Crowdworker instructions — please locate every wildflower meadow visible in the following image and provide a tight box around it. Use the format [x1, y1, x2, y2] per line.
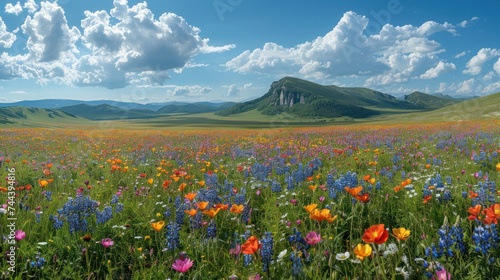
[1, 121, 500, 279]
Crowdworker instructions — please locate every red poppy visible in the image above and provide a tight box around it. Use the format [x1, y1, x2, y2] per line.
[362, 224, 389, 244]
[241, 236, 260, 255]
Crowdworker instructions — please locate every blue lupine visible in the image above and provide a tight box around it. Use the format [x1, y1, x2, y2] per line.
[207, 221, 217, 239]
[96, 206, 113, 224]
[165, 221, 181, 251]
[115, 203, 124, 213]
[261, 232, 274, 272]
[271, 180, 282, 193]
[290, 252, 302, 277]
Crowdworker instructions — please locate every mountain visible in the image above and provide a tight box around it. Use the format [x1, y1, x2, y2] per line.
[0, 106, 89, 127]
[157, 102, 236, 114]
[59, 104, 160, 120]
[217, 77, 423, 118]
[404, 91, 459, 109]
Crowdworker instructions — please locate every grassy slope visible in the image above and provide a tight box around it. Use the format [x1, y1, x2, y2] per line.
[2, 92, 498, 129]
[0, 107, 97, 128]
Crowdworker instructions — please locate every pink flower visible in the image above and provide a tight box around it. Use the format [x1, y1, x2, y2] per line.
[172, 257, 194, 273]
[305, 231, 321, 245]
[229, 244, 241, 256]
[15, 230, 26, 241]
[319, 196, 325, 202]
[101, 238, 114, 248]
[432, 267, 451, 280]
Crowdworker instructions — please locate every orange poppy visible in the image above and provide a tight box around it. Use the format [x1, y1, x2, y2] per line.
[202, 208, 220, 218]
[423, 195, 432, 204]
[214, 203, 229, 210]
[178, 183, 187, 191]
[344, 186, 363, 196]
[467, 205, 482, 220]
[355, 193, 370, 203]
[241, 236, 260, 255]
[150, 221, 165, 232]
[162, 180, 170, 189]
[310, 208, 337, 223]
[184, 192, 197, 201]
[468, 191, 479, 198]
[394, 185, 402, 192]
[230, 204, 245, 214]
[196, 201, 209, 211]
[483, 204, 500, 224]
[362, 224, 389, 244]
[38, 179, 49, 188]
[184, 209, 198, 217]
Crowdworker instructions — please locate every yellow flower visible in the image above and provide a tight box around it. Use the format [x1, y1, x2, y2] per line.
[147, 178, 154, 184]
[353, 244, 372, 260]
[150, 221, 165, 232]
[496, 163, 500, 171]
[303, 203, 317, 214]
[392, 227, 411, 241]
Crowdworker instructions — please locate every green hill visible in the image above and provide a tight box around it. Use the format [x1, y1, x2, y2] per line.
[404, 91, 459, 109]
[400, 92, 500, 122]
[60, 104, 159, 120]
[217, 77, 423, 118]
[157, 102, 235, 114]
[0, 107, 91, 127]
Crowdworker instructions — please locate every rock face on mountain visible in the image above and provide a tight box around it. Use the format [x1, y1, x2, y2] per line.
[217, 76, 421, 118]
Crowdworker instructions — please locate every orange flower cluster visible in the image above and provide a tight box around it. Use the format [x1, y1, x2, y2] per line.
[393, 179, 412, 193]
[344, 186, 370, 203]
[468, 204, 500, 224]
[303, 204, 337, 223]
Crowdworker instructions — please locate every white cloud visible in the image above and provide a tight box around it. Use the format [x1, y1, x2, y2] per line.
[168, 85, 212, 97]
[227, 84, 239, 97]
[21, 1, 81, 62]
[482, 81, 500, 94]
[75, 0, 233, 88]
[420, 61, 456, 79]
[226, 11, 457, 86]
[458, 17, 478, 28]
[463, 48, 500, 75]
[0, 17, 16, 48]
[457, 78, 476, 93]
[454, 51, 466, 58]
[494, 57, 500, 74]
[5, 2, 22, 15]
[23, 0, 38, 14]
[243, 83, 252, 88]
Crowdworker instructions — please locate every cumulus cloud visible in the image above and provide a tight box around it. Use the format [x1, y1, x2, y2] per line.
[494, 57, 500, 74]
[168, 85, 212, 97]
[5, 2, 22, 15]
[75, 0, 234, 87]
[482, 81, 500, 94]
[420, 61, 456, 79]
[457, 78, 476, 94]
[227, 84, 239, 97]
[23, 0, 38, 14]
[21, 1, 81, 62]
[0, 0, 233, 88]
[463, 48, 500, 75]
[0, 17, 16, 48]
[226, 11, 457, 86]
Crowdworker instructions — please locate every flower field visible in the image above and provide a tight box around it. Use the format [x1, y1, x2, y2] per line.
[1, 121, 500, 279]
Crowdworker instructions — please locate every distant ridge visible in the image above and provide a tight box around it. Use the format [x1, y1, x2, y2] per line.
[404, 91, 459, 109]
[217, 76, 423, 118]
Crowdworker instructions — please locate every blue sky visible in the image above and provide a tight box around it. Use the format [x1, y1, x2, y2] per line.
[0, 0, 499, 103]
